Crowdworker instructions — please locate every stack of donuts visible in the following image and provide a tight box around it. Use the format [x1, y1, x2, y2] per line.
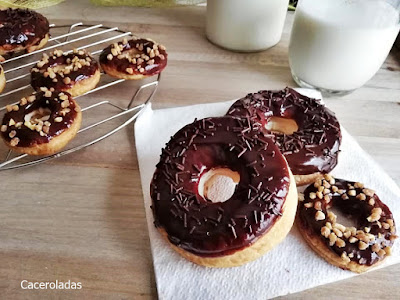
[151, 87, 397, 271]
[0, 8, 168, 156]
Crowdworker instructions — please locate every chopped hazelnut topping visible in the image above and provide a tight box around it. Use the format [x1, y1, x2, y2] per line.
[343, 231, 351, 239]
[377, 249, 386, 257]
[44, 90, 52, 97]
[61, 100, 70, 108]
[349, 237, 358, 243]
[298, 193, 305, 202]
[336, 238, 345, 248]
[9, 119, 15, 126]
[139, 67, 145, 73]
[368, 198, 375, 206]
[382, 222, 390, 230]
[1, 125, 7, 132]
[314, 201, 322, 210]
[10, 137, 20, 146]
[334, 223, 346, 232]
[315, 211, 325, 221]
[348, 190, 356, 197]
[309, 192, 316, 199]
[363, 188, 375, 197]
[321, 226, 331, 238]
[341, 194, 349, 200]
[387, 219, 394, 227]
[332, 186, 339, 193]
[325, 222, 332, 230]
[304, 202, 313, 208]
[327, 211, 337, 223]
[356, 193, 366, 201]
[371, 243, 381, 253]
[384, 246, 392, 256]
[358, 241, 369, 250]
[341, 252, 351, 263]
[333, 228, 343, 237]
[329, 233, 337, 246]
[27, 95, 36, 103]
[354, 182, 364, 188]
[323, 195, 331, 203]
[63, 77, 71, 84]
[6, 105, 12, 112]
[364, 227, 371, 233]
[12, 105, 19, 111]
[316, 191, 323, 199]
[54, 117, 63, 123]
[126, 68, 134, 74]
[20, 98, 27, 106]
[8, 130, 16, 138]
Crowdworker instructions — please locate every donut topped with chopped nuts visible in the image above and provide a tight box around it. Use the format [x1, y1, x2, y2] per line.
[151, 116, 293, 257]
[1, 88, 80, 152]
[298, 174, 397, 273]
[227, 88, 342, 186]
[0, 8, 49, 55]
[31, 49, 100, 97]
[99, 38, 167, 80]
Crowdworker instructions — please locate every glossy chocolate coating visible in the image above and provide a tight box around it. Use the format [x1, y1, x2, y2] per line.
[99, 38, 167, 76]
[31, 51, 99, 92]
[151, 116, 291, 257]
[299, 178, 396, 266]
[1, 91, 78, 147]
[0, 9, 49, 50]
[227, 88, 341, 175]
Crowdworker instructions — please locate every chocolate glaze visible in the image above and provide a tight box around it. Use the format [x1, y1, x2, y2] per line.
[99, 38, 167, 76]
[0, 9, 49, 51]
[31, 51, 99, 92]
[299, 178, 396, 266]
[1, 91, 78, 147]
[151, 116, 291, 257]
[227, 88, 342, 175]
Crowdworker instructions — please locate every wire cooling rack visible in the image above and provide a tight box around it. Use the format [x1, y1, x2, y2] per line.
[0, 23, 160, 170]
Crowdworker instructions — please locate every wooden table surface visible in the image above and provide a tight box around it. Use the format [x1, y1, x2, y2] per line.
[1, 1, 399, 299]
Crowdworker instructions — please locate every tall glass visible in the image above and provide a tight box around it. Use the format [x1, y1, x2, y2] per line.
[288, 0, 400, 96]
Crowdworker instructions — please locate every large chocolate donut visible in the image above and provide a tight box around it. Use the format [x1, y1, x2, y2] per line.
[99, 38, 167, 80]
[227, 88, 342, 186]
[1, 88, 81, 156]
[31, 49, 100, 97]
[0, 8, 50, 56]
[298, 174, 397, 273]
[150, 116, 298, 267]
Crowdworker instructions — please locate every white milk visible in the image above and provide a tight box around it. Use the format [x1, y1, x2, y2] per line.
[206, 0, 289, 51]
[289, 0, 400, 92]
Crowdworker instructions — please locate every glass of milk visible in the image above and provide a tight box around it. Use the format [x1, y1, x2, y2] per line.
[289, 0, 400, 95]
[206, 0, 290, 52]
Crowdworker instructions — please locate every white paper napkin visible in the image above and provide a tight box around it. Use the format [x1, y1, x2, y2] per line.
[134, 89, 400, 300]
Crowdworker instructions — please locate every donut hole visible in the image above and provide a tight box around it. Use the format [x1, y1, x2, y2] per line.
[328, 205, 359, 228]
[198, 168, 240, 203]
[327, 197, 370, 228]
[24, 107, 51, 123]
[265, 117, 298, 135]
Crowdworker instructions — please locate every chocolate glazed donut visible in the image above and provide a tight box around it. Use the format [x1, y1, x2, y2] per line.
[151, 116, 298, 267]
[0, 8, 50, 56]
[298, 174, 397, 273]
[99, 38, 167, 80]
[1, 89, 82, 156]
[227, 88, 342, 186]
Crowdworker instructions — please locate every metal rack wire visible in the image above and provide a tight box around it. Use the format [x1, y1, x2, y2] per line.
[0, 23, 159, 170]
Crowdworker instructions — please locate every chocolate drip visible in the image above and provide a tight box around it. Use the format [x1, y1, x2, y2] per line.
[150, 116, 290, 257]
